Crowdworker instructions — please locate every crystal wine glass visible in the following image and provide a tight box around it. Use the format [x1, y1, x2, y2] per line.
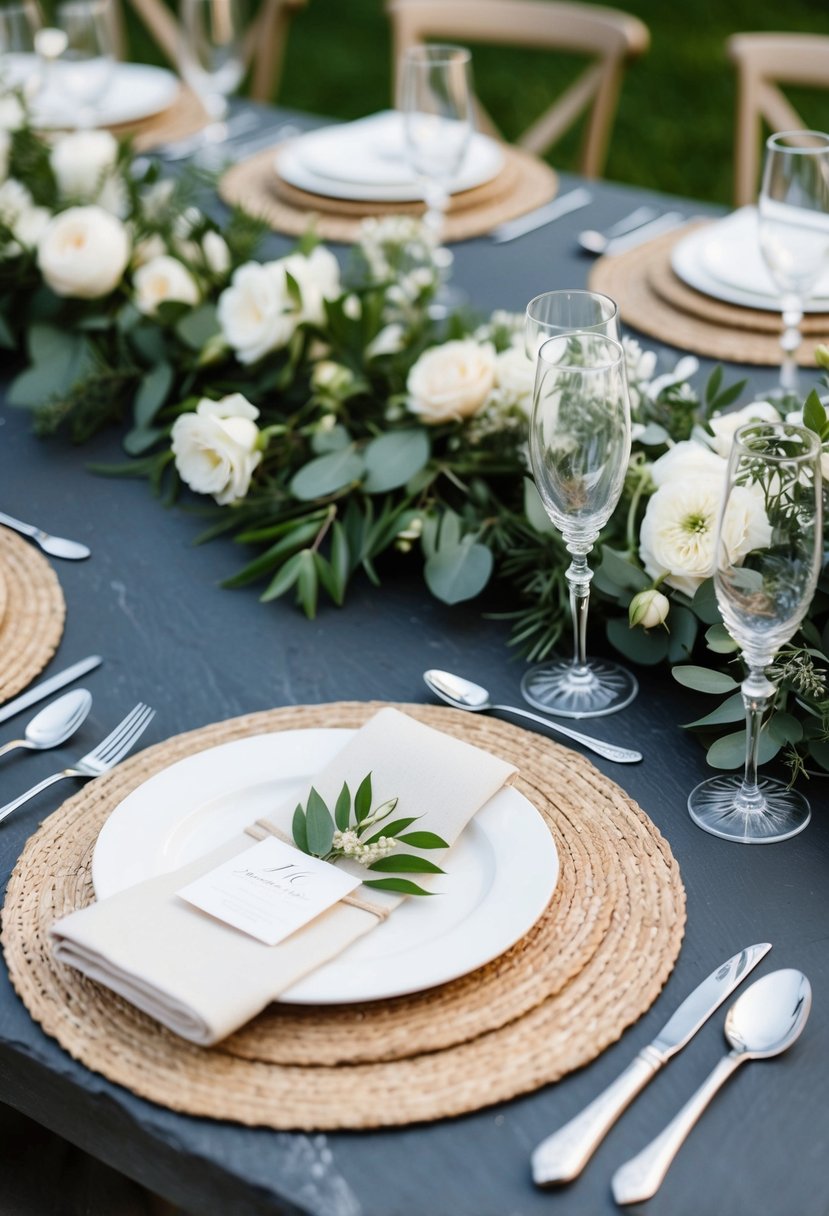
[758, 130, 829, 397]
[0, 3, 43, 104]
[178, 0, 247, 146]
[401, 43, 474, 313]
[524, 331, 638, 718]
[688, 422, 823, 843]
[524, 289, 620, 361]
[52, 0, 116, 129]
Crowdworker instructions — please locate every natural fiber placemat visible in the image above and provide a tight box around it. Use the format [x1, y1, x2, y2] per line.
[219, 143, 558, 243]
[111, 85, 208, 152]
[3, 702, 684, 1129]
[0, 527, 65, 705]
[589, 222, 829, 365]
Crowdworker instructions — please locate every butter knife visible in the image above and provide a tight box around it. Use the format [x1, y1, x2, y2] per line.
[0, 511, 90, 560]
[491, 187, 592, 244]
[0, 656, 102, 725]
[531, 942, 772, 1186]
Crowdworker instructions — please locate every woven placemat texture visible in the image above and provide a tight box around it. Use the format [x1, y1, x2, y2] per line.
[219, 142, 558, 243]
[111, 86, 208, 152]
[3, 702, 684, 1130]
[589, 221, 829, 365]
[0, 527, 65, 704]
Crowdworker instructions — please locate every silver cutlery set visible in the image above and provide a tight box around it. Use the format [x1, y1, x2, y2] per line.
[491, 195, 687, 248]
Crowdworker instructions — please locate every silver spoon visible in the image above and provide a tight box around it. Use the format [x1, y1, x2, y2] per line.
[613, 968, 812, 1204]
[0, 688, 92, 760]
[577, 205, 659, 254]
[423, 670, 642, 764]
[0, 511, 90, 560]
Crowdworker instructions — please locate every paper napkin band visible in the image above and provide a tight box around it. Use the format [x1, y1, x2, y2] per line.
[51, 708, 518, 1045]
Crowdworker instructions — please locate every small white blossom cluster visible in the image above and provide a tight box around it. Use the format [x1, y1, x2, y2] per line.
[332, 829, 398, 866]
[357, 215, 440, 315]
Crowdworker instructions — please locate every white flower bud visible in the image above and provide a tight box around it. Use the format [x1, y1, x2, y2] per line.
[629, 589, 670, 630]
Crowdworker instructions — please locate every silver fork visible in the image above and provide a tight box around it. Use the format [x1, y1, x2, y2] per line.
[0, 703, 155, 825]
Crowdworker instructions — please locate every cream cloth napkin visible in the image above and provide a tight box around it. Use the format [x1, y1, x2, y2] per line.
[51, 708, 516, 1045]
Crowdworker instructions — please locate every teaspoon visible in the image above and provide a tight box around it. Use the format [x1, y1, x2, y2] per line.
[0, 688, 92, 760]
[0, 511, 90, 560]
[613, 968, 812, 1204]
[423, 670, 642, 764]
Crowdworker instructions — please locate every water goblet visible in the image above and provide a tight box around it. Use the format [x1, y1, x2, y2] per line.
[525, 289, 620, 361]
[53, 0, 116, 128]
[687, 421, 823, 843]
[523, 331, 638, 718]
[0, 3, 43, 104]
[401, 43, 474, 313]
[178, 0, 247, 148]
[758, 130, 829, 398]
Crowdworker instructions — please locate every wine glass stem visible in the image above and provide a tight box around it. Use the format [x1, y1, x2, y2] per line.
[737, 665, 776, 812]
[422, 179, 449, 246]
[566, 543, 593, 674]
[779, 293, 803, 394]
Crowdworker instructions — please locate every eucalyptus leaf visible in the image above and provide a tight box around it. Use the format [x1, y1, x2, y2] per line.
[706, 728, 779, 769]
[368, 854, 445, 874]
[175, 303, 220, 351]
[290, 448, 365, 501]
[607, 616, 669, 665]
[809, 740, 829, 771]
[767, 712, 803, 745]
[673, 665, 739, 693]
[424, 536, 493, 604]
[123, 426, 165, 455]
[311, 424, 351, 454]
[691, 579, 722, 625]
[363, 429, 430, 493]
[705, 623, 739, 654]
[666, 605, 698, 664]
[636, 423, 671, 446]
[683, 692, 746, 729]
[523, 478, 555, 534]
[133, 362, 173, 429]
[598, 547, 649, 593]
[305, 787, 335, 855]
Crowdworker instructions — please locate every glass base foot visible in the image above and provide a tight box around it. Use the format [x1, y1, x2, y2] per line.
[687, 775, 810, 844]
[521, 658, 638, 719]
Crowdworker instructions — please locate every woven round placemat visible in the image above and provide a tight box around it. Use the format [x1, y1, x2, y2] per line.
[111, 85, 208, 152]
[0, 527, 65, 705]
[3, 702, 684, 1130]
[219, 142, 558, 243]
[589, 222, 829, 365]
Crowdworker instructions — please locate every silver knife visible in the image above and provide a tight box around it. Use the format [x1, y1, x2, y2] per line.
[491, 187, 593, 244]
[0, 511, 91, 560]
[0, 656, 102, 725]
[531, 942, 772, 1186]
[601, 210, 687, 256]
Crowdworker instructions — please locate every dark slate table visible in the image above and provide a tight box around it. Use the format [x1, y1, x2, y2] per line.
[1, 108, 828, 1216]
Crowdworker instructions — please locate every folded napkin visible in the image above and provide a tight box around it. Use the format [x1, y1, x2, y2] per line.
[51, 709, 516, 1045]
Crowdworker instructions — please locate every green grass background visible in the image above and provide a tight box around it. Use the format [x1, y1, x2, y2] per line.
[133, 0, 828, 203]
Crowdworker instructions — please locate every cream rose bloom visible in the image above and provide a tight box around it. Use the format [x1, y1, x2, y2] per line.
[639, 476, 773, 597]
[494, 345, 535, 415]
[708, 400, 780, 457]
[38, 206, 130, 299]
[133, 255, 200, 315]
[51, 130, 119, 200]
[171, 393, 262, 506]
[280, 246, 341, 324]
[407, 340, 497, 424]
[649, 440, 728, 488]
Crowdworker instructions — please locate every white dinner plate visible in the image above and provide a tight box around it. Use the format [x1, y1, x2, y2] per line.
[92, 728, 558, 1005]
[671, 207, 829, 313]
[4, 56, 180, 128]
[276, 111, 504, 202]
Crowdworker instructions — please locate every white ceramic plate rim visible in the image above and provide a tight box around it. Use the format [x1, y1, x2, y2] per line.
[671, 218, 829, 314]
[5, 57, 179, 127]
[92, 728, 559, 1005]
[275, 132, 504, 202]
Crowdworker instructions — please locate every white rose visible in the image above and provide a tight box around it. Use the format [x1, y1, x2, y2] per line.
[37, 205, 130, 299]
[650, 440, 728, 487]
[132, 233, 166, 267]
[0, 129, 10, 183]
[217, 260, 297, 364]
[407, 340, 497, 424]
[0, 95, 25, 131]
[202, 230, 230, 275]
[709, 400, 781, 457]
[629, 588, 670, 629]
[280, 246, 341, 325]
[639, 476, 772, 597]
[494, 346, 535, 415]
[171, 392, 262, 506]
[50, 130, 119, 202]
[133, 254, 200, 315]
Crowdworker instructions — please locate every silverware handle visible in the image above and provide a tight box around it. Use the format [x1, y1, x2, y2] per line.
[0, 511, 36, 539]
[0, 770, 74, 824]
[493, 705, 642, 763]
[0, 739, 25, 759]
[532, 1050, 662, 1185]
[612, 1052, 742, 1204]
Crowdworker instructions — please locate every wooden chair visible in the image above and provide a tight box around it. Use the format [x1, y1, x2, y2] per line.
[386, 0, 649, 177]
[728, 32, 829, 206]
[110, 0, 307, 102]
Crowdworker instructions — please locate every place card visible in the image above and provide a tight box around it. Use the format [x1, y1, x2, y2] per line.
[177, 836, 361, 947]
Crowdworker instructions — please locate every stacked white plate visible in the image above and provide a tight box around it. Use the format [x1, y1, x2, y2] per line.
[2, 54, 179, 128]
[671, 204, 829, 313]
[275, 110, 505, 203]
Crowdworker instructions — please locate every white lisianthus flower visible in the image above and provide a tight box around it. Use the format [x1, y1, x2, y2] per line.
[50, 130, 123, 209]
[133, 254, 200, 315]
[622, 335, 657, 386]
[494, 346, 535, 416]
[629, 588, 670, 629]
[649, 440, 728, 488]
[708, 400, 781, 457]
[639, 476, 773, 597]
[0, 95, 25, 131]
[407, 340, 497, 424]
[171, 392, 262, 506]
[217, 260, 298, 364]
[37, 205, 130, 298]
[202, 230, 231, 275]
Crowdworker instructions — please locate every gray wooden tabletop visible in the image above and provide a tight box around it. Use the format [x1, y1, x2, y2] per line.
[1, 106, 827, 1216]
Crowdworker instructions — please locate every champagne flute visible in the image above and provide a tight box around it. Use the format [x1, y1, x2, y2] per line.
[758, 130, 829, 397]
[525, 289, 620, 360]
[53, 0, 116, 129]
[178, 0, 247, 145]
[688, 422, 823, 843]
[524, 332, 638, 718]
[401, 43, 474, 313]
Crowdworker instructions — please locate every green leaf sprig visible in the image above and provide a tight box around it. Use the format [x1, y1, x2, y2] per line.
[291, 773, 448, 896]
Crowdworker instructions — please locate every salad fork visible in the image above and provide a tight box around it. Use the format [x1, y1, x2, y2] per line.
[0, 703, 155, 825]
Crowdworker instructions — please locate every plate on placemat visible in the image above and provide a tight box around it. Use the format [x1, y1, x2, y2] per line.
[92, 728, 558, 1005]
[672, 206, 829, 313]
[4, 56, 179, 128]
